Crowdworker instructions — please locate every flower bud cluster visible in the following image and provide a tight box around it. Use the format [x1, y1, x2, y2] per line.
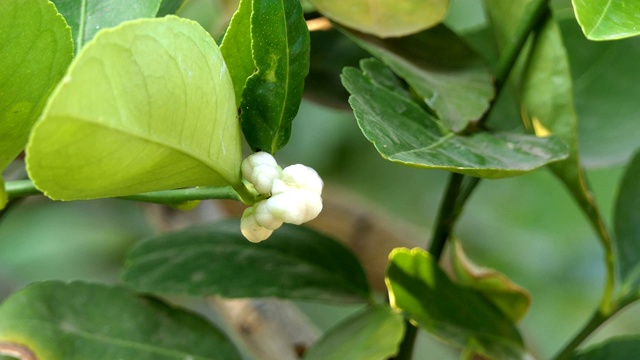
[240, 152, 323, 243]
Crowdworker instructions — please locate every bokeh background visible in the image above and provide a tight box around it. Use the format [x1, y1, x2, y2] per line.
[2, 0, 640, 358]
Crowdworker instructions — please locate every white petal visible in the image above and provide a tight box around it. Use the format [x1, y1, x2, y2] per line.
[281, 164, 323, 194]
[241, 152, 282, 195]
[240, 207, 273, 243]
[254, 200, 284, 230]
[266, 192, 308, 225]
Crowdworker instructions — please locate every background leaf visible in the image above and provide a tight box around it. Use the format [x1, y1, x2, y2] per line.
[308, 0, 449, 38]
[240, 0, 310, 153]
[51, 0, 171, 55]
[220, 0, 253, 104]
[303, 305, 405, 360]
[0, 281, 241, 360]
[157, 0, 187, 16]
[450, 239, 531, 322]
[341, 58, 568, 179]
[122, 219, 372, 303]
[386, 248, 525, 359]
[0, 0, 73, 172]
[340, 24, 494, 132]
[572, 0, 640, 40]
[614, 150, 640, 293]
[0, 178, 6, 210]
[26, 16, 242, 200]
[572, 336, 640, 359]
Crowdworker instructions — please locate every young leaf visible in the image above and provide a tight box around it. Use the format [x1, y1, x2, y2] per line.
[572, 336, 640, 359]
[386, 248, 526, 359]
[51, 0, 172, 55]
[308, 0, 449, 38]
[303, 305, 405, 360]
[559, 17, 640, 167]
[0, 281, 242, 360]
[487, 2, 614, 272]
[572, 0, 640, 41]
[26, 16, 242, 200]
[239, 0, 310, 153]
[340, 24, 494, 132]
[450, 239, 531, 322]
[614, 151, 640, 293]
[220, 0, 253, 104]
[122, 219, 372, 303]
[0, 0, 73, 172]
[341, 58, 568, 179]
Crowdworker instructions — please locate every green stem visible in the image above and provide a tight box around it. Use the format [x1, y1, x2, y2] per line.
[4, 179, 246, 205]
[393, 322, 418, 360]
[428, 172, 466, 258]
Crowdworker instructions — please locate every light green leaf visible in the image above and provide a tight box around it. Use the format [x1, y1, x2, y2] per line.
[240, 0, 310, 153]
[0, 0, 73, 171]
[0, 177, 6, 210]
[386, 248, 526, 359]
[309, 0, 449, 38]
[340, 24, 494, 132]
[572, 336, 640, 359]
[614, 150, 640, 293]
[303, 306, 405, 360]
[572, 0, 640, 41]
[341, 58, 568, 178]
[487, 2, 613, 267]
[220, 0, 253, 104]
[0, 281, 241, 360]
[559, 16, 640, 168]
[122, 219, 372, 303]
[450, 239, 531, 322]
[26, 16, 241, 200]
[51, 0, 172, 55]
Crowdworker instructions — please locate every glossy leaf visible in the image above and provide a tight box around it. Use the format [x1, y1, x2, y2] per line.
[240, 0, 310, 153]
[487, 2, 613, 257]
[305, 28, 370, 110]
[304, 306, 405, 360]
[614, 151, 640, 293]
[0, 0, 73, 171]
[559, 17, 640, 168]
[450, 239, 531, 322]
[0, 281, 241, 360]
[341, 58, 568, 178]
[26, 16, 241, 200]
[572, 0, 640, 41]
[340, 25, 494, 132]
[309, 0, 449, 38]
[51, 0, 169, 55]
[122, 219, 372, 303]
[572, 337, 640, 359]
[386, 248, 525, 359]
[220, 0, 253, 104]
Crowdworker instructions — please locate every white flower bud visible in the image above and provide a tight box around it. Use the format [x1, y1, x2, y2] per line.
[240, 206, 273, 243]
[241, 152, 282, 194]
[272, 164, 323, 195]
[265, 190, 323, 225]
[254, 200, 284, 230]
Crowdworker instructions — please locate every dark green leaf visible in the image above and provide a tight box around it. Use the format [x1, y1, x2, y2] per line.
[0, 0, 73, 171]
[614, 150, 640, 293]
[122, 219, 372, 303]
[240, 0, 310, 153]
[0, 177, 6, 210]
[51, 0, 166, 55]
[340, 24, 494, 132]
[341, 58, 568, 178]
[572, 0, 640, 41]
[305, 29, 370, 110]
[386, 248, 526, 359]
[0, 281, 241, 360]
[572, 336, 640, 359]
[157, 0, 186, 16]
[303, 306, 405, 360]
[220, 0, 253, 104]
[559, 16, 640, 168]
